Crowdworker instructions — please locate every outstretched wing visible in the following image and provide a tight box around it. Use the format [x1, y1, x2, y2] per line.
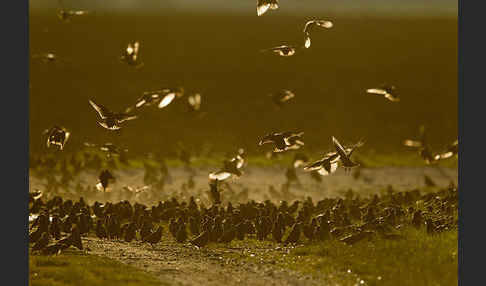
[332, 136, 348, 160]
[257, 0, 271, 16]
[89, 100, 110, 119]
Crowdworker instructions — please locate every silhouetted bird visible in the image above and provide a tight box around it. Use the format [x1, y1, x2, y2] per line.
[143, 226, 163, 247]
[190, 230, 210, 248]
[44, 126, 70, 150]
[366, 84, 400, 102]
[257, 0, 279, 16]
[95, 220, 108, 239]
[176, 223, 188, 243]
[97, 169, 115, 192]
[284, 222, 302, 244]
[89, 99, 137, 130]
[259, 131, 304, 153]
[32, 232, 50, 251]
[124, 223, 137, 242]
[333, 136, 360, 173]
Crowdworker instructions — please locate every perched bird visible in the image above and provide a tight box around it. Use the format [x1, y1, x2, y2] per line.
[190, 230, 210, 248]
[302, 20, 333, 48]
[257, 0, 279, 17]
[89, 99, 137, 130]
[96, 169, 115, 192]
[269, 90, 295, 108]
[32, 232, 50, 252]
[187, 93, 202, 111]
[120, 41, 143, 67]
[143, 226, 163, 247]
[158, 87, 185, 109]
[57, 9, 89, 22]
[366, 85, 400, 102]
[44, 126, 70, 150]
[434, 139, 458, 161]
[259, 131, 304, 153]
[261, 45, 299, 57]
[283, 222, 302, 245]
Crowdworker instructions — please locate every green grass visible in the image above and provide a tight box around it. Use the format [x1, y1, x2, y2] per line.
[30, 251, 163, 286]
[223, 228, 457, 286]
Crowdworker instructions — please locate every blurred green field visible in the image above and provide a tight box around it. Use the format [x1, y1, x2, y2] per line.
[29, 12, 457, 159]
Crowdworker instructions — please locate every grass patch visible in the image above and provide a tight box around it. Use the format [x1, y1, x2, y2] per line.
[30, 251, 164, 286]
[223, 228, 457, 286]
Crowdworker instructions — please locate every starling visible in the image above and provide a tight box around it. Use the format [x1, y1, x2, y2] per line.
[257, 0, 279, 16]
[332, 136, 360, 172]
[97, 169, 115, 192]
[366, 84, 400, 102]
[44, 126, 70, 150]
[260, 45, 299, 57]
[258, 131, 304, 153]
[284, 222, 302, 245]
[124, 223, 137, 242]
[89, 99, 137, 130]
[95, 220, 108, 239]
[190, 230, 210, 248]
[302, 20, 333, 49]
[143, 226, 163, 247]
[175, 224, 188, 243]
[120, 41, 143, 67]
[157, 87, 185, 109]
[32, 232, 50, 252]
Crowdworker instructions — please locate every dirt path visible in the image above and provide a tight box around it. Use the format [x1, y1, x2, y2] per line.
[84, 236, 321, 286]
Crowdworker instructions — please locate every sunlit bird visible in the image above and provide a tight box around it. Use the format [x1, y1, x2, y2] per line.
[259, 131, 305, 153]
[133, 91, 163, 109]
[434, 139, 458, 161]
[366, 85, 400, 102]
[257, 0, 279, 17]
[89, 99, 137, 130]
[269, 90, 295, 108]
[332, 136, 361, 173]
[187, 93, 202, 111]
[403, 125, 436, 164]
[120, 41, 143, 67]
[44, 126, 70, 150]
[303, 20, 333, 48]
[209, 151, 245, 181]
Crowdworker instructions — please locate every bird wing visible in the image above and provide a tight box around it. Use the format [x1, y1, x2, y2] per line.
[316, 20, 333, 29]
[281, 90, 295, 102]
[209, 171, 232, 181]
[384, 93, 400, 102]
[304, 35, 311, 49]
[89, 100, 110, 119]
[257, 1, 271, 16]
[303, 21, 315, 34]
[116, 113, 137, 123]
[403, 140, 422, 148]
[158, 93, 176, 108]
[332, 136, 348, 160]
[366, 88, 387, 96]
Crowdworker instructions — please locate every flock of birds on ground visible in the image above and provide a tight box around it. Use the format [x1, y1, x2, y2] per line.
[29, 183, 457, 254]
[30, 1, 458, 255]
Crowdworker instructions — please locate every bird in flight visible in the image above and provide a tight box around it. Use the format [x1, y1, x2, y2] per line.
[259, 131, 305, 153]
[304, 139, 364, 175]
[302, 20, 334, 49]
[44, 126, 70, 150]
[120, 41, 143, 68]
[89, 99, 137, 130]
[366, 84, 400, 102]
[332, 136, 361, 172]
[269, 90, 295, 108]
[257, 0, 279, 17]
[403, 125, 437, 164]
[260, 45, 300, 57]
[209, 150, 245, 181]
[96, 169, 115, 192]
[434, 139, 458, 161]
[187, 93, 202, 112]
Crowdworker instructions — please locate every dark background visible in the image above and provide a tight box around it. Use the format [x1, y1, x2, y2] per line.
[29, 3, 457, 157]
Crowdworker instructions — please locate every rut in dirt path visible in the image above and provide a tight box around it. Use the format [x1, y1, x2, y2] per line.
[84, 237, 322, 286]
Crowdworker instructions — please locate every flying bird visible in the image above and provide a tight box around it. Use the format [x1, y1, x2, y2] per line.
[303, 20, 334, 48]
[269, 90, 295, 108]
[259, 131, 305, 153]
[209, 151, 245, 181]
[57, 9, 89, 22]
[187, 93, 202, 111]
[332, 136, 360, 172]
[44, 126, 70, 150]
[120, 41, 143, 67]
[434, 139, 458, 161]
[89, 99, 137, 130]
[257, 0, 279, 17]
[261, 45, 299, 57]
[132, 90, 163, 110]
[403, 125, 437, 164]
[366, 85, 400, 102]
